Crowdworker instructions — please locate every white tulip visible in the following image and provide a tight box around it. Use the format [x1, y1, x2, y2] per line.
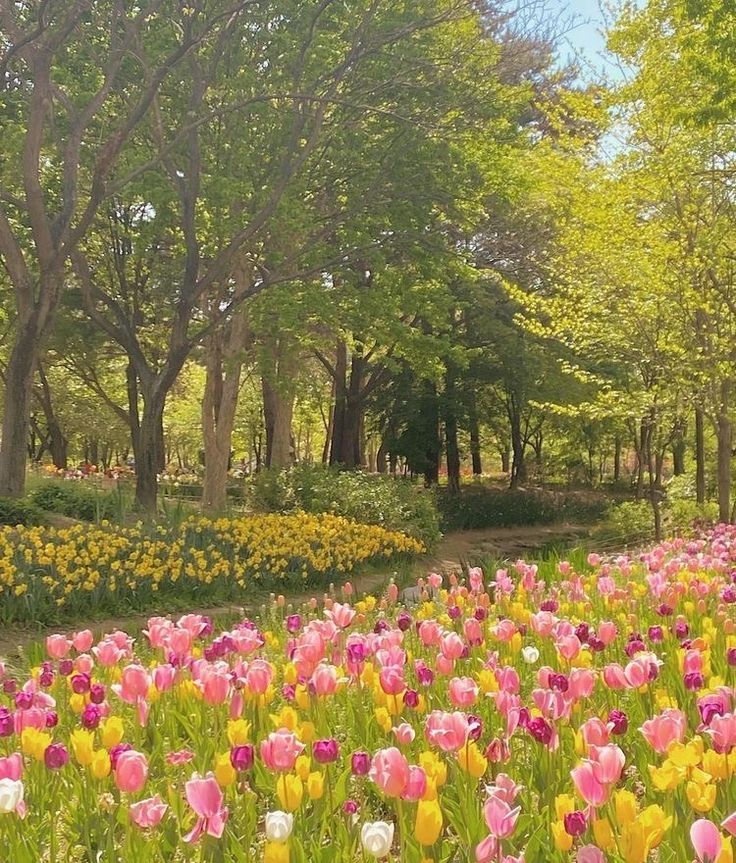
[521, 646, 540, 664]
[0, 778, 23, 814]
[361, 821, 394, 858]
[265, 810, 294, 842]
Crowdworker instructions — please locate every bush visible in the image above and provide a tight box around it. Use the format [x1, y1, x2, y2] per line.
[0, 497, 45, 527]
[593, 498, 719, 547]
[593, 499, 654, 546]
[437, 487, 608, 532]
[246, 464, 441, 548]
[28, 481, 120, 522]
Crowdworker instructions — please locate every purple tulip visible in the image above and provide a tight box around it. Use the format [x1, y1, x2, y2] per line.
[58, 659, 74, 677]
[0, 707, 14, 737]
[607, 709, 628, 735]
[81, 704, 102, 730]
[44, 743, 69, 770]
[286, 614, 302, 634]
[351, 751, 370, 776]
[230, 744, 255, 771]
[313, 738, 339, 764]
[45, 711, 59, 728]
[684, 672, 704, 691]
[71, 673, 90, 694]
[564, 811, 587, 837]
[527, 716, 553, 746]
[89, 683, 106, 704]
[14, 691, 33, 710]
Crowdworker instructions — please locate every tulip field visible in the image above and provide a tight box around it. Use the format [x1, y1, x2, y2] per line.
[1, 527, 735, 862]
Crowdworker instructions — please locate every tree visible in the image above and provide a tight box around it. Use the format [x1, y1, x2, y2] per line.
[0, 0, 251, 496]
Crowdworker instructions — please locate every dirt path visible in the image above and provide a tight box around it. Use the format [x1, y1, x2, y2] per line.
[0, 524, 591, 657]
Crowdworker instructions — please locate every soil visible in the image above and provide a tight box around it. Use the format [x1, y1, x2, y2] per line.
[0, 523, 592, 658]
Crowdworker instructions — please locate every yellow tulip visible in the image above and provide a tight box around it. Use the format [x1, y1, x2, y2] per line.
[276, 774, 303, 812]
[227, 719, 251, 746]
[415, 799, 443, 846]
[264, 841, 289, 863]
[307, 772, 324, 801]
[551, 820, 573, 852]
[70, 729, 95, 767]
[457, 742, 487, 779]
[90, 749, 111, 779]
[101, 717, 124, 749]
[215, 752, 237, 788]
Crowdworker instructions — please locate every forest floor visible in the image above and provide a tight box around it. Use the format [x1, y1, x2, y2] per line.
[0, 523, 593, 658]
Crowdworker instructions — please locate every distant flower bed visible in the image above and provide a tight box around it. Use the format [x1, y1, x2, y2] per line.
[0, 513, 422, 624]
[0, 528, 734, 860]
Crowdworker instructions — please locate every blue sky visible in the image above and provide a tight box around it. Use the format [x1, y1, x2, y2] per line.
[546, 0, 617, 80]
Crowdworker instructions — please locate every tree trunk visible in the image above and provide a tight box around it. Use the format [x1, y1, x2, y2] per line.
[262, 336, 296, 469]
[613, 436, 621, 482]
[672, 419, 686, 476]
[717, 380, 732, 523]
[201, 308, 249, 512]
[134, 393, 166, 512]
[509, 414, 526, 489]
[500, 445, 510, 474]
[444, 364, 461, 495]
[376, 437, 388, 474]
[0, 321, 40, 496]
[329, 341, 348, 466]
[469, 407, 482, 476]
[695, 405, 706, 504]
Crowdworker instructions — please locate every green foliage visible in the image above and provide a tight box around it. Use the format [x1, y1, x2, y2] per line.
[595, 498, 719, 547]
[28, 482, 124, 523]
[0, 497, 45, 527]
[246, 464, 441, 549]
[437, 487, 607, 532]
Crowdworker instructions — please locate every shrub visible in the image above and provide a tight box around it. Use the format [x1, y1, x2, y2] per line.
[593, 499, 654, 546]
[246, 464, 441, 548]
[28, 481, 120, 522]
[437, 487, 608, 532]
[0, 496, 45, 527]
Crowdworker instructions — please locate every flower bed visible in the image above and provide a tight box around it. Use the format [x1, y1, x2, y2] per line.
[0, 513, 422, 624]
[0, 528, 734, 861]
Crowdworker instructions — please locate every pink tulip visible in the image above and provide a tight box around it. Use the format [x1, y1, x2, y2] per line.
[556, 634, 582, 661]
[199, 665, 230, 705]
[379, 666, 406, 696]
[93, 639, 124, 667]
[153, 665, 176, 692]
[496, 667, 520, 694]
[706, 713, 736, 754]
[425, 711, 470, 752]
[580, 718, 610, 747]
[449, 676, 479, 708]
[327, 602, 356, 629]
[129, 794, 168, 829]
[577, 846, 605, 863]
[114, 665, 151, 704]
[46, 635, 71, 660]
[588, 744, 625, 784]
[571, 761, 609, 807]
[489, 774, 522, 804]
[114, 750, 149, 794]
[722, 812, 736, 837]
[597, 621, 618, 646]
[245, 659, 273, 695]
[476, 835, 498, 863]
[74, 654, 94, 675]
[691, 819, 723, 863]
[183, 774, 229, 843]
[403, 765, 427, 801]
[602, 664, 628, 690]
[392, 722, 416, 746]
[387, 582, 399, 602]
[427, 572, 443, 589]
[640, 709, 687, 754]
[72, 630, 94, 652]
[260, 729, 304, 772]
[418, 621, 442, 647]
[483, 795, 521, 838]
[0, 754, 23, 781]
[369, 747, 410, 798]
[169, 628, 193, 657]
[440, 632, 465, 661]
